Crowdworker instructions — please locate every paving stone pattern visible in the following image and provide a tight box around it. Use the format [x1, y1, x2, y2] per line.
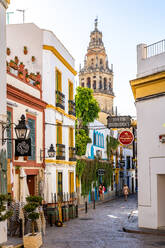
[43, 195, 165, 248]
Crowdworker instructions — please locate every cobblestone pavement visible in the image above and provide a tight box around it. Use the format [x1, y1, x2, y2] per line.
[43, 195, 165, 248]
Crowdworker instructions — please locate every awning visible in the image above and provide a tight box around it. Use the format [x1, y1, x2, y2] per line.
[25, 169, 39, 175]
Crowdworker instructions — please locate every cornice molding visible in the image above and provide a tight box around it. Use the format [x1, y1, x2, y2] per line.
[43, 45, 77, 76]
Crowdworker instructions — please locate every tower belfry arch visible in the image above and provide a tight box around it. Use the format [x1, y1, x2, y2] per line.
[79, 19, 114, 125]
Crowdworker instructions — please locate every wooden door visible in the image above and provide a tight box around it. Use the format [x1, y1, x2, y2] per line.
[27, 175, 35, 195]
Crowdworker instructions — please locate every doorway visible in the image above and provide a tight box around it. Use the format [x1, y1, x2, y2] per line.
[27, 175, 35, 195]
[157, 175, 165, 228]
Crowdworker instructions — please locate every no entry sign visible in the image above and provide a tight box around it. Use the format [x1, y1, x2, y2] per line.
[119, 131, 134, 145]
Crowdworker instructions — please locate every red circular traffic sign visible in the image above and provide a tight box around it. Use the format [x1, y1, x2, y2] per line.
[119, 131, 134, 145]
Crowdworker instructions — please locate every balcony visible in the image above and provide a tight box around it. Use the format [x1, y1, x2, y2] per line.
[56, 91, 65, 110]
[68, 100, 76, 117]
[69, 147, 76, 161]
[56, 144, 65, 160]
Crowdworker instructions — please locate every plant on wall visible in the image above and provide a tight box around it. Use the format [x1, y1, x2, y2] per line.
[31, 56, 35, 62]
[6, 47, 10, 56]
[23, 46, 28, 55]
[106, 135, 119, 160]
[76, 158, 113, 196]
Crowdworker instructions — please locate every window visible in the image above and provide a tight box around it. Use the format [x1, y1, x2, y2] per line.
[126, 156, 131, 169]
[100, 59, 103, 65]
[56, 69, 62, 92]
[93, 81, 96, 89]
[69, 128, 74, 147]
[104, 78, 107, 90]
[58, 172, 63, 194]
[93, 131, 96, 145]
[7, 110, 12, 159]
[28, 117, 36, 161]
[68, 81, 73, 101]
[99, 81, 102, 89]
[56, 123, 62, 145]
[87, 77, 91, 88]
[69, 171, 74, 193]
[81, 83, 84, 87]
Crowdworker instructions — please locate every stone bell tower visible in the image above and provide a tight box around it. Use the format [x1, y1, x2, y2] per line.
[79, 18, 114, 125]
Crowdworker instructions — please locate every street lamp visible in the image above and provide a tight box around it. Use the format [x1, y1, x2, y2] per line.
[40, 144, 56, 160]
[47, 144, 56, 158]
[2, 114, 30, 145]
[15, 114, 30, 140]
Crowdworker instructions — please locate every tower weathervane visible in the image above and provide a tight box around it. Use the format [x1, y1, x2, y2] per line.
[94, 16, 98, 30]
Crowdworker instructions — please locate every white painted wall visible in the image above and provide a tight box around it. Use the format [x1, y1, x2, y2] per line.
[6, 23, 43, 74]
[136, 95, 165, 228]
[137, 44, 165, 78]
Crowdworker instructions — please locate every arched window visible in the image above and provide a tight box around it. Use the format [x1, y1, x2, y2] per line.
[93, 131, 96, 145]
[87, 77, 91, 88]
[93, 81, 96, 89]
[109, 82, 111, 90]
[104, 78, 107, 90]
[99, 81, 102, 89]
[100, 59, 103, 65]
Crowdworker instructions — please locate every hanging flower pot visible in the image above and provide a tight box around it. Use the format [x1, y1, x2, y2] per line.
[31, 56, 36, 62]
[25, 74, 30, 83]
[24, 46, 28, 55]
[18, 71, 24, 79]
[7, 47, 11, 56]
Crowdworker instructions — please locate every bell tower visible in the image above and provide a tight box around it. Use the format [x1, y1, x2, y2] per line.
[79, 18, 114, 125]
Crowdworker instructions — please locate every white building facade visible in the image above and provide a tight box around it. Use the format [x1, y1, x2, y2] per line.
[6, 23, 77, 203]
[130, 40, 165, 229]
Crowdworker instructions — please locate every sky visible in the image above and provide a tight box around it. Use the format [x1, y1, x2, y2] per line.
[7, 0, 165, 117]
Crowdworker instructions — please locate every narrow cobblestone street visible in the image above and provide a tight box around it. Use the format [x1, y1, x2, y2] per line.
[43, 195, 165, 248]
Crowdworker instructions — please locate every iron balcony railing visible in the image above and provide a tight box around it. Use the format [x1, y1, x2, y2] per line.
[56, 144, 65, 160]
[146, 39, 165, 58]
[69, 147, 76, 161]
[56, 91, 65, 110]
[68, 100, 76, 117]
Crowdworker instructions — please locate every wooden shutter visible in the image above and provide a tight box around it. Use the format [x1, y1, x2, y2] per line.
[28, 118, 36, 160]
[7, 111, 12, 159]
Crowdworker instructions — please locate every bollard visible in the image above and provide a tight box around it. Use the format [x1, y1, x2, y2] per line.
[75, 204, 78, 217]
[93, 199, 95, 209]
[85, 201, 87, 214]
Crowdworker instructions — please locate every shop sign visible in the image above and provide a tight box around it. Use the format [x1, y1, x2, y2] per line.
[97, 168, 105, 176]
[119, 131, 134, 145]
[15, 138, 31, 156]
[107, 116, 131, 128]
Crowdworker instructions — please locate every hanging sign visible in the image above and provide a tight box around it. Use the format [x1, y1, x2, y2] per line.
[97, 168, 105, 176]
[107, 116, 131, 128]
[119, 131, 134, 145]
[15, 138, 31, 157]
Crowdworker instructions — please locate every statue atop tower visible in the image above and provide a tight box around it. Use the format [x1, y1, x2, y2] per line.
[79, 19, 114, 125]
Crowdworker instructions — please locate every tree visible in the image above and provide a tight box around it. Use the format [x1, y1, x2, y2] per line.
[75, 87, 100, 127]
[75, 87, 100, 156]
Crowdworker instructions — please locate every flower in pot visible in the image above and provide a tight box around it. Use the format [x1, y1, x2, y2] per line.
[32, 56, 35, 62]
[14, 56, 19, 65]
[33, 81, 40, 88]
[23, 46, 28, 55]
[18, 71, 23, 79]
[25, 74, 30, 83]
[6, 61, 10, 73]
[0, 194, 13, 246]
[23, 196, 43, 248]
[9, 59, 18, 70]
[6, 47, 11, 56]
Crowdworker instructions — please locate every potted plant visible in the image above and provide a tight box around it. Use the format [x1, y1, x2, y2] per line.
[14, 56, 19, 65]
[25, 74, 30, 83]
[6, 47, 10, 56]
[18, 71, 23, 79]
[0, 194, 13, 247]
[32, 56, 36, 62]
[33, 81, 40, 88]
[23, 46, 28, 55]
[9, 60, 18, 70]
[6, 61, 10, 73]
[23, 196, 43, 248]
